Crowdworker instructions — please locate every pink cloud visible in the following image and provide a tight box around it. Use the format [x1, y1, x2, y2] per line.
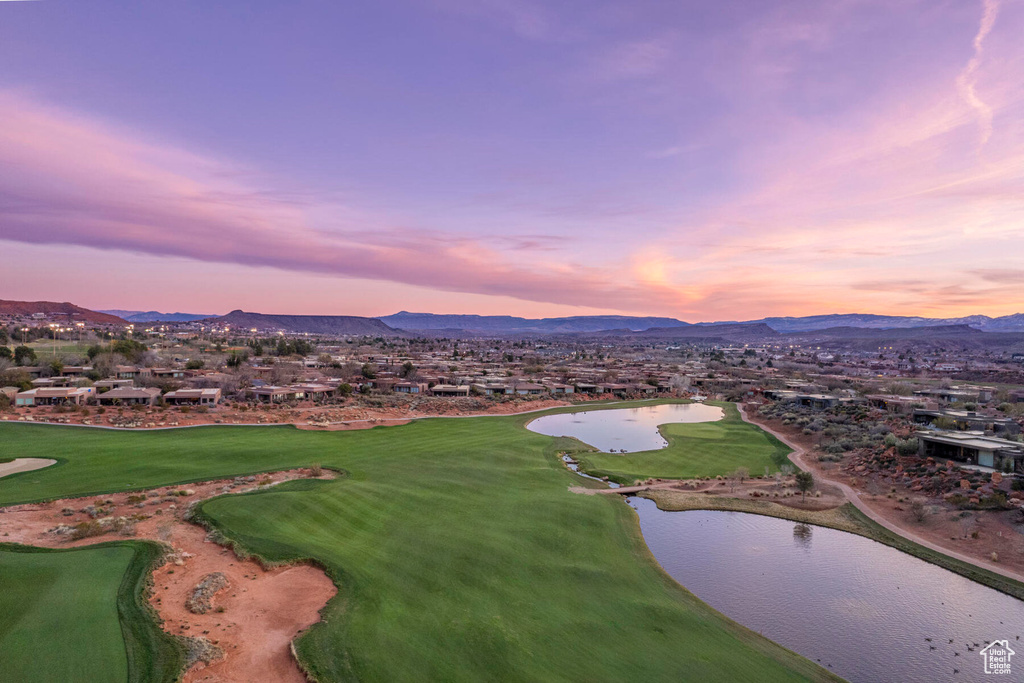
[0, 91, 691, 314]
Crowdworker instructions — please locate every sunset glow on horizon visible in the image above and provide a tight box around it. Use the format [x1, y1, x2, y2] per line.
[1, 0, 1022, 321]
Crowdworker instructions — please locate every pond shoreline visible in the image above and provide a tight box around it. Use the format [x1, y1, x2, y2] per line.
[628, 500, 1024, 683]
[640, 489, 1024, 601]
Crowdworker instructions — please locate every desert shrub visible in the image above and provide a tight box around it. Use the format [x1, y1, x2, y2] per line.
[69, 520, 105, 540]
[896, 437, 919, 456]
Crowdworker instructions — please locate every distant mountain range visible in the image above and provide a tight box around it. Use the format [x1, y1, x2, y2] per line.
[8, 300, 1024, 341]
[377, 311, 1024, 334]
[213, 310, 399, 336]
[725, 313, 1024, 333]
[100, 310, 215, 323]
[378, 312, 687, 334]
[0, 300, 126, 325]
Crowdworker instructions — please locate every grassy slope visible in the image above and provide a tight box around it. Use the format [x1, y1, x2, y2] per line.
[0, 542, 183, 683]
[0, 406, 839, 683]
[576, 401, 792, 484]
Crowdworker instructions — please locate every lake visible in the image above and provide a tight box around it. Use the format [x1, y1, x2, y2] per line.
[527, 403, 723, 452]
[628, 497, 1024, 683]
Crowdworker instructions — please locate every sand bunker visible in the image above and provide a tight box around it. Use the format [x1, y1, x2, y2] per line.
[0, 468, 338, 682]
[0, 458, 57, 479]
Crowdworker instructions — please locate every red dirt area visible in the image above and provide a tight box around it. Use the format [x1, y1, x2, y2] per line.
[741, 405, 1024, 579]
[0, 469, 338, 682]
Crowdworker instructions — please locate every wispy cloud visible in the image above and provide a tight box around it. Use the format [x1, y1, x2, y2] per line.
[0, 91, 686, 313]
[957, 0, 1001, 147]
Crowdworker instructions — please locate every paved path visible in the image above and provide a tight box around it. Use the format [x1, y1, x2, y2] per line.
[737, 404, 1024, 585]
[0, 458, 57, 479]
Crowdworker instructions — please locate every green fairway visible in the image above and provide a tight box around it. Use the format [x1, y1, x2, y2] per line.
[0, 542, 182, 683]
[575, 401, 793, 484]
[0, 403, 838, 682]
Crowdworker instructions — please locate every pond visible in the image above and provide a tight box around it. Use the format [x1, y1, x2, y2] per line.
[628, 497, 1024, 683]
[527, 403, 723, 453]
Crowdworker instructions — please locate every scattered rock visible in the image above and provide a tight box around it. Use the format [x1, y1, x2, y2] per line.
[182, 636, 225, 668]
[186, 572, 230, 614]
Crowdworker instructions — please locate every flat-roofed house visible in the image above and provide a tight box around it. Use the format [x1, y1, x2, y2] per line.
[16, 386, 94, 406]
[293, 384, 335, 401]
[916, 431, 1024, 473]
[914, 409, 1020, 436]
[370, 378, 399, 392]
[31, 376, 74, 388]
[115, 365, 142, 380]
[151, 368, 187, 380]
[94, 379, 135, 393]
[598, 383, 630, 397]
[471, 383, 510, 396]
[163, 388, 222, 406]
[95, 386, 161, 406]
[395, 382, 429, 394]
[249, 386, 300, 402]
[512, 382, 545, 396]
[430, 384, 470, 397]
[867, 394, 927, 414]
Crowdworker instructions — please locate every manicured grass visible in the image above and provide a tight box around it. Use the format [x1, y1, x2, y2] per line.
[576, 401, 792, 484]
[0, 541, 182, 683]
[0, 405, 839, 683]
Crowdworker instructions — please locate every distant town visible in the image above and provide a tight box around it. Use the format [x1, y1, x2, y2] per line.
[5, 298, 1024, 681]
[4, 300, 1024, 476]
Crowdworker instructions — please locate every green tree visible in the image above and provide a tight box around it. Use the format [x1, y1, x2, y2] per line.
[185, 359, 205, 370]
[361, 363, 378, 379]
[226, 352, 247, 369]
[0, 346, 11, 361]
[795, 471, 814, 501]
[110, 339, 147, 363]
[13, 345, 36, 366]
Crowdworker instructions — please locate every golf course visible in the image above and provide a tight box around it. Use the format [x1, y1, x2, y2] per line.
[572, 401, 793, 483]
[0, 541, 182, 683]
[0, 400, 842, 682]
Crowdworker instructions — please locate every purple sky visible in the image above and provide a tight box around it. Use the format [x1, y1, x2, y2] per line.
[1, 0, 1022, 320]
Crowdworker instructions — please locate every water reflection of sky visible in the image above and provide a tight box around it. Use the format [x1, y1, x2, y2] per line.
[629, 498, 1024, 683]
[527, 403, 723, 452]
